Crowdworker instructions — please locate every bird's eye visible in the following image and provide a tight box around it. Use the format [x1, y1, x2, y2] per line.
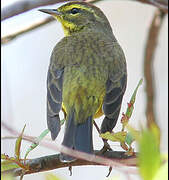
[70, 8, 80, 14]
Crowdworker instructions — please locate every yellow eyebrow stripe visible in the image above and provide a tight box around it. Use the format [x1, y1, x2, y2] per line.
[59, 4, 93, 13]
[58, 3, 103, 22]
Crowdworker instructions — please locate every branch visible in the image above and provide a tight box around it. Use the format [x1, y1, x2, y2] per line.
[1, 17, 54, 45]
[1, 121, 40, 144]
[143, 9, 166, 128]
[1, 136, 35, 142]
[2, 121, 138, 177]
[1, 0, 80, 21]
[137, 0, 168, 12]
[1, 0, 168, 21]
[3, 151, 138, 177]
[1, 0, 168, 45]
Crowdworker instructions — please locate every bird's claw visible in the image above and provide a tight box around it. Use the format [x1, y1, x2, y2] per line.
[99, 140, 113, 154]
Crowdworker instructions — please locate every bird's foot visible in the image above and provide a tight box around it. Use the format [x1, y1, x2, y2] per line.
[99, 140, 113, 155]
[59, 153, 77, 163]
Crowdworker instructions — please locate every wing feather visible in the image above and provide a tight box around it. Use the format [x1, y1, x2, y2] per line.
[47, 68, 64, 140]
[101, 41, 127, 133]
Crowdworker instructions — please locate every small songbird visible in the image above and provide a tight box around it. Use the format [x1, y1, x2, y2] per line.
[39, 1, 127, 162]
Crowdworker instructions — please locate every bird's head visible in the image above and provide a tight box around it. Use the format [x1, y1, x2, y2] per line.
[39, 1, 112, 36]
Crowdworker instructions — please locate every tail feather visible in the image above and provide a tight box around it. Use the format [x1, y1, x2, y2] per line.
[74, 117, 93, 153]
[59, 110, 93, 162]
[61, 110, 75, 149]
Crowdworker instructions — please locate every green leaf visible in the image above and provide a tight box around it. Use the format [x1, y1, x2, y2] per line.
[1, 154, 9, 160]
[15, 125, 26, 160]
[1, 160, 20, 172]
[1, 174, 15, 180]
[24, 129, 49, 160]
[1, 155, 28, 170]
[121, 78, 143, 129]
[100, 131, 127, 143]
[1, 154, 25, 170]
[153, 160, 168, 180]
[138, 129, 161, 180]
[125, 132, 134, 146]
[129, 78, 143, 108]
[45, 173, 63, 180]
[126, 125, 141, 141]
[149, 122, 161, 148]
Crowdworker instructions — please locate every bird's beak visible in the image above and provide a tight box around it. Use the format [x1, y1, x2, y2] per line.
[39, 9, 62, 17]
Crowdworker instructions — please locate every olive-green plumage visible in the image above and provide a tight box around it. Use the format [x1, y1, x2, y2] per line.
[40, 1, 127, 162]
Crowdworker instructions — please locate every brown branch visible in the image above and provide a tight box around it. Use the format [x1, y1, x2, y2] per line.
[143, 9, 166, 128]
[2, 151, 138, 177]
[2, 121, 138, 177]
[1, 0, 168, 22]
[1, 0, 168, 45]
[1, 0, 81, 21]
[138, 0, 168, 12]
[93, 120, 101, 134]
[1, 17, 54, 45]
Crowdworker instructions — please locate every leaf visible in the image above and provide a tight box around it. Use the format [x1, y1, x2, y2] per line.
[45, 173, 63, 180]
[129, 78, 143, 109]
[1, 156, 28, 170]
[100, 131, 127, 143]
[1, 154, 27, 170]
[1, 154, 9, 160]
[149, 122, 161, 148]
[161, 153, 168, 161]
[1, 174, 15, 180]
[24, 129, 49, 160]
[121, 78, 143, 130]
[126, 125, 141, 141]
[15, 125, 26, 160]
[125, 132, 135, 146]
[138, 129, 161, 180]
[1, 160, 20, 172]
[153, 160, 168, 180]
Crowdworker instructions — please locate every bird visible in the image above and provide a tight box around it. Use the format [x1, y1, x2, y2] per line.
[39, 1, 127, 162]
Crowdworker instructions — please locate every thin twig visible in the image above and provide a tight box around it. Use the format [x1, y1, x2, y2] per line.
[143, 9, 166, 128]
[1, 136, 34, 142]
[1, 17, 54, 45]
[1, 121, 42, 144]
[1, 136, 52, 143]
[93, 120, 101, 134]
[1, 0, 168, 21]
[2, 121, 29, 137]
[1, 0, 81, 21]
[138, 0, 168, 12]
[1, 0, 168, 45]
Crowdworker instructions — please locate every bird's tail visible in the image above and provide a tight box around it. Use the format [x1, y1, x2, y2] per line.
[59, 109, 93, 162]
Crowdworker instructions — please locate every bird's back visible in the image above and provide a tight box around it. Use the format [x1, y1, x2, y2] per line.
[52, 31, 117, 123]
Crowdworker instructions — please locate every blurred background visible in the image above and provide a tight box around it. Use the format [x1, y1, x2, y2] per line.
[1, 0, 168, 179]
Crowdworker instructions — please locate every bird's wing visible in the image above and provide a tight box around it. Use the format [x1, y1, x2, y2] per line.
[47, 67, 64, 140]
[101, 42, 127, 133]
[46, 37, 78, 140]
